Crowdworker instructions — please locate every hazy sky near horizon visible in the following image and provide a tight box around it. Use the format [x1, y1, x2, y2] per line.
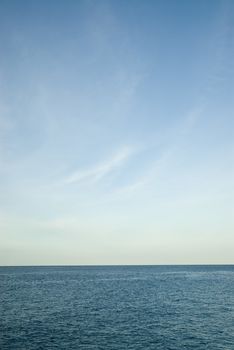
[0, 0, 233, 265]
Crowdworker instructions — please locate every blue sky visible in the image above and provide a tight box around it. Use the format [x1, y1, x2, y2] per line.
[0, 0, 233, 265]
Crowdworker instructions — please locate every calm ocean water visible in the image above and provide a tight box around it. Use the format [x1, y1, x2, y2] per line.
[0, 265, 233, 349]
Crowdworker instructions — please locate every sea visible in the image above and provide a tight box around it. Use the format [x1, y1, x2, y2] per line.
[0, 265, 233, 349]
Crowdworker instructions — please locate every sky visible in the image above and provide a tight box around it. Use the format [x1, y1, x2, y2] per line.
[0, 0, 233, 265]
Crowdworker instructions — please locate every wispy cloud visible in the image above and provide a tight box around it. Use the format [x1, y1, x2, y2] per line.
[63, 146, 134, 185]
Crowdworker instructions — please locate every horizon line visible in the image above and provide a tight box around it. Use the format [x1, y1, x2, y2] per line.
[1, 264, 233, 267]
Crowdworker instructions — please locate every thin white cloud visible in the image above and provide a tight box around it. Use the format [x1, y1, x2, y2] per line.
[63, 146, 134, 185]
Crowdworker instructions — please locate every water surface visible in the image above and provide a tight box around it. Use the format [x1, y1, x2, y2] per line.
[0, 265, 233, 349]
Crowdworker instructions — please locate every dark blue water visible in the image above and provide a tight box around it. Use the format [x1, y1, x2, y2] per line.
[0, 265, 233, 349]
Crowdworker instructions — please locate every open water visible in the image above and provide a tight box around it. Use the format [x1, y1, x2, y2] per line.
[0, 265, 233, 349]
